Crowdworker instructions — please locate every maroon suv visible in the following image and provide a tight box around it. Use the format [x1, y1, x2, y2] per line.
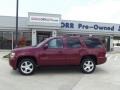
[9, 36, 107, 75]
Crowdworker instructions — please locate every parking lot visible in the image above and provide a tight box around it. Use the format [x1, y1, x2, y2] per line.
[0, 51, 120, 90]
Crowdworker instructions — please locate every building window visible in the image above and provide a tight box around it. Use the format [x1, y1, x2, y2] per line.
[0, 31, 12, 49]
[23, 32, 32, 46]
[0, 32, 3, 49]
[0, 31, 32, 49]
[13, 31, 32, 48]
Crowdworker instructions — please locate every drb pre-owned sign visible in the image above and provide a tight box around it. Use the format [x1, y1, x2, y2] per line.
[61, 21, 120, 32]
[78, 24, 114, 31]
[30, 16, 60, 23]
[28, 12, 61, 28]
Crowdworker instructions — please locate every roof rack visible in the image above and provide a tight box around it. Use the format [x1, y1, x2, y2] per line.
[62, 34, 83, 37]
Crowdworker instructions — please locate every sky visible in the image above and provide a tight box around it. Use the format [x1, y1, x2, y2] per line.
[0, 0, 120, 23]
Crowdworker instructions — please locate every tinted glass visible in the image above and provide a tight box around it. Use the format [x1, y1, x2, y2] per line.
[85, 38, 103, 48]
[48, 38, 63, 48]
[67, 38, 81, 48]
[0, 31, 12, 49]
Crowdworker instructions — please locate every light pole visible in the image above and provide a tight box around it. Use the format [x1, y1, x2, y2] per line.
[15, 0, 19, 47]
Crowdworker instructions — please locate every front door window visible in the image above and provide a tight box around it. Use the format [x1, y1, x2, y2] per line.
[48, 38, 63, 48]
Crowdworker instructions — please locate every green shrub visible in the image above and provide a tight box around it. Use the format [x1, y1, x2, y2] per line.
[3, 54, 10, 58]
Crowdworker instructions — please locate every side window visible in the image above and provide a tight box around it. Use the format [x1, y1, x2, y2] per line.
[84, 38, 103, 48]
[66, 38, 81, 48]
[48, 38, 63, 48]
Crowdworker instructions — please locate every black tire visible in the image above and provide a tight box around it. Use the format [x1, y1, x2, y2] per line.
[80, 57, 96, 74]
[18, 58, 36, 75]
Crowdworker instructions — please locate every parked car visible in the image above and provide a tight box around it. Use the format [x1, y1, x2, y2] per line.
[9, 36, 107, 75]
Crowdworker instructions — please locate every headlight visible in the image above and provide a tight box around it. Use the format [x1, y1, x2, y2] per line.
[10, 52, 15, 59]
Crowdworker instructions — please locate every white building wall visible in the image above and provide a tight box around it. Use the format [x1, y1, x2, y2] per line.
[32, 29, 37, 46]
[110, 36, 114, 51]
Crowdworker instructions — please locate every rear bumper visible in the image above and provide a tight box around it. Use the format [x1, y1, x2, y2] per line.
[97, 57, 107, 65]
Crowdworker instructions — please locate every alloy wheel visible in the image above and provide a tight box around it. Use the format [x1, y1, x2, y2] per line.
[20, 60, 34, 75]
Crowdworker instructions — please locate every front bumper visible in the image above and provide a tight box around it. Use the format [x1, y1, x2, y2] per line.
[9, 57, 17, 70]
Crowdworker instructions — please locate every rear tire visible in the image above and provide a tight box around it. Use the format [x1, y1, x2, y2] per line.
[18, 58, 36, 75]
[80, 57, 96, 74]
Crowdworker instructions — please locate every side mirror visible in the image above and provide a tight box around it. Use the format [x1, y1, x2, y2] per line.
[43, 44, 48, 49]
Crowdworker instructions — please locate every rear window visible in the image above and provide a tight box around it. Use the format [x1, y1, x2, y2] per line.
[84, 38, 103, 48]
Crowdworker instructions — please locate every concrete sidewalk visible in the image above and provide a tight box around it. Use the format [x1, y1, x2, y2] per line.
[0, 50, 10, 59]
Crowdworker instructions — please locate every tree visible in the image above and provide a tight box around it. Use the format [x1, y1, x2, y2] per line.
[18, 36, 26, 47]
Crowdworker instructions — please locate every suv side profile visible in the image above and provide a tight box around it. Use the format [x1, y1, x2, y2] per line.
[9, 36, 107, 75]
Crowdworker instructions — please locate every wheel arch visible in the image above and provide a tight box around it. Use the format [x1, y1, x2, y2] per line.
[16, 56, 38, 68]
[80, 55, 97, 65]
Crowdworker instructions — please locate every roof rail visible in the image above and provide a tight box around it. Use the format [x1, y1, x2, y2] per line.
[62, 34, 82, 37]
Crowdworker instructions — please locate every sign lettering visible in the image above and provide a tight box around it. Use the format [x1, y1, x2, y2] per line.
[61, 22, 119, 31]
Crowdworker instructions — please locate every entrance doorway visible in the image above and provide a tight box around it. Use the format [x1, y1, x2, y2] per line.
[37, 31, 52, 44]
[113, 36, 120, 47]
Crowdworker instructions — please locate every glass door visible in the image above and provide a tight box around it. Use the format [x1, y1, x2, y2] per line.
[37, 31, 52, 44]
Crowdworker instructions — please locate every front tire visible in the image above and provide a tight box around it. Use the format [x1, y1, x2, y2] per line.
[80, 57, 96, 74]
[18, 58, 36, 75]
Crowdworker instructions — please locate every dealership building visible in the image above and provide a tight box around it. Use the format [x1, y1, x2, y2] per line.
[0, 12, 120, 51]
